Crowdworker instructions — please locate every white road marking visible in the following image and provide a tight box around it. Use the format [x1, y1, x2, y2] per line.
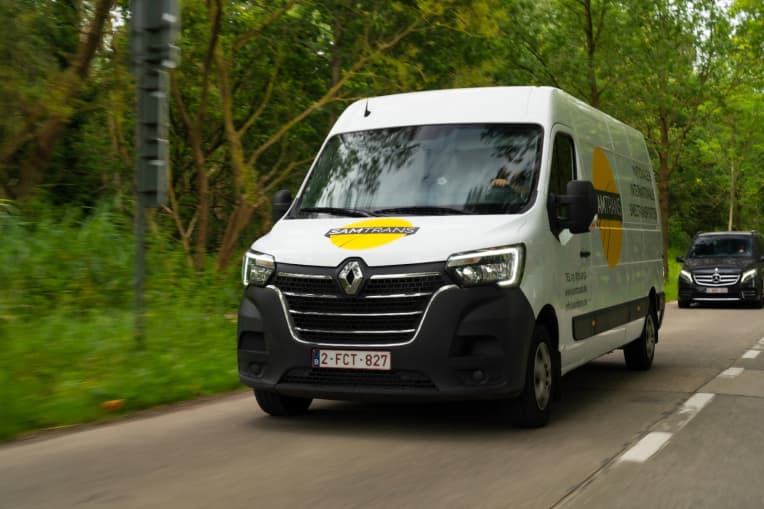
[742, 350, 761, 360]
[619, 432, 673, 463]
[679, 393, 715, 414]
[719, 367, 744, 378]
[619, 393, 715, 464]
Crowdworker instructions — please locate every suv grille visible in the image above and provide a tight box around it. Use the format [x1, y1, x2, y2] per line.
[693, 272, 740, 286]
[272, 270, 449, 345]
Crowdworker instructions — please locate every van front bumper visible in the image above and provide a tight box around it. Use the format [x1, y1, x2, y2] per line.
[237, 284, 536, 401]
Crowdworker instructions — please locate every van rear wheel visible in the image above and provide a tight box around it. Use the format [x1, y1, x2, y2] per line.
[509, 324, 554, 428]
[624, 310, 656, 371]
[254, 389, 312, 416]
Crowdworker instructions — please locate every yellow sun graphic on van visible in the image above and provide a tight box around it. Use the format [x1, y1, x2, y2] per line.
[592, 147, 623, 268]
[325, 218, 419, 250]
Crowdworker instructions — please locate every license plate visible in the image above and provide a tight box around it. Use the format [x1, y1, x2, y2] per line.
[312, 349, 391, 371]
[706, 287, 728, 294]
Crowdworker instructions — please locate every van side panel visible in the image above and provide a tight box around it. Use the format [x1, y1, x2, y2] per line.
[549, 91, 663, 372]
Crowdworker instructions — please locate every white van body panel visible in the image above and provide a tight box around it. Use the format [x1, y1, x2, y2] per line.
[240, 86, 664, 408]
[254, 214, 530, 267]
[329, 87, 552, 136]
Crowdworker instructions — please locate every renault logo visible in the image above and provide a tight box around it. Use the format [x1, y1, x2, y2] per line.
[338, 260, 364, 296]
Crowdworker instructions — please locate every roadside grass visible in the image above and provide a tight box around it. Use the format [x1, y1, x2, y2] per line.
[0, 307, 240, 441]
[0, 204, 243, 441]
[664, 248, 682, 303]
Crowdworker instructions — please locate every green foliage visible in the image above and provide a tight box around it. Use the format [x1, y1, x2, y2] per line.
[0, 204, 242, 440]
[664, 247, 683, 302]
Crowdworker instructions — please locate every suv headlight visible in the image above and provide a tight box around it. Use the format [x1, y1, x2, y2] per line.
[446, 245, 525, 288]
[741, 268, 757, 283]
[679, 269, 692, 283]
[242, 251, 275, 286]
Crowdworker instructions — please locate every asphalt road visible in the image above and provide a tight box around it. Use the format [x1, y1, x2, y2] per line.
[2, 303, 764, 509]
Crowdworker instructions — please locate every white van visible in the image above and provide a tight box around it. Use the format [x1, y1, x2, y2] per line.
[238, 86, 665, 427]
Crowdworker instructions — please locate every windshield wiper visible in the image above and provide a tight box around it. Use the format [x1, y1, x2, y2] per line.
[297, 206, 377, 217]
[372, 206, 467, 216]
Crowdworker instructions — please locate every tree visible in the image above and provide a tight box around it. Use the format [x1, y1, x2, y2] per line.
[0, 0, 116, 200]
[169, 0, 506, 271]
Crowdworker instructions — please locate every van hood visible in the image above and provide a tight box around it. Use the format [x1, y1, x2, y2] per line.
[251, 215, 531, 267]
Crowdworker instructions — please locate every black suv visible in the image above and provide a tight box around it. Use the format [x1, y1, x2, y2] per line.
[677, 231, 764, 308]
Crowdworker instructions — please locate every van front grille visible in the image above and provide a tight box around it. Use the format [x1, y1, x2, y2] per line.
[272, 268, 450, 345]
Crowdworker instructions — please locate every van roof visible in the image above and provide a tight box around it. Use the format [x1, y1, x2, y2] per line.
[329, 87, 647, 160]
[331, 87, 545, 133]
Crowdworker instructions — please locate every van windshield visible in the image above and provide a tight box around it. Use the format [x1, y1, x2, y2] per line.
[688, 236, 752, 258]
[293, 124, 543, 216]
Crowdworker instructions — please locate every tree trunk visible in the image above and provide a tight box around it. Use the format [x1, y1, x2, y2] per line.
[583, 0, 601, 108]
[728, 159, 735, 231]
[658, 124, 670, 280]
[1, 0, 115, 199]
[216, 199, 257, 271]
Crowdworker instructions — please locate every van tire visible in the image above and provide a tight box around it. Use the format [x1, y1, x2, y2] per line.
[254, 390, 312, 416]
[678, 299, 690, 309]
[510, 324, 554, 428]
[624, 310, 657, 371]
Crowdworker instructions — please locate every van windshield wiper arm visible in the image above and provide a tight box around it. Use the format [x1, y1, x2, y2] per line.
[372, 206, 467, 216]
[297, 207, 377, 217]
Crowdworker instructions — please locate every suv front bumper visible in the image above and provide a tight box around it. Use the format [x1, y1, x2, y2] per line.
[678, 278, 761, 304]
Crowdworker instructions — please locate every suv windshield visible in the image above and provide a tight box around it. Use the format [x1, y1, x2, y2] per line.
[293, 124, 543, 216]
[688, 236, 752, 258]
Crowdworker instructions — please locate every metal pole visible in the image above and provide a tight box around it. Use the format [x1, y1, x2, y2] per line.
[132, 0, 145, 348]
[134, 195, 146, 347]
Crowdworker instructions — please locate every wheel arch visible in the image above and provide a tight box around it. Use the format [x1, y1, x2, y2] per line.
[536, 304, 561, 400]
[648, 287, 664, 334]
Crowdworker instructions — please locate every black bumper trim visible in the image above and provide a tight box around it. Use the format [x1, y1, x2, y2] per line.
[238, 283, 536, 401]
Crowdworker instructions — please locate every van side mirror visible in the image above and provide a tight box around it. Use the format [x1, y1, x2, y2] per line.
[556, 180, 596, 234]
[676, 256, 685, 263]
[272, 189, 293, 224]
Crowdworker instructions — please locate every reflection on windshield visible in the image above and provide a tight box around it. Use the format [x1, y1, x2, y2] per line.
[295, 124, 543, 216]
[689, 237, 752, 257]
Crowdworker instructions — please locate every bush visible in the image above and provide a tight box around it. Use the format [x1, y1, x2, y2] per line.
[0, 202, 243, 440]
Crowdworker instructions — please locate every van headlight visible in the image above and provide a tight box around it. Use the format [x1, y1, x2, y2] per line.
[741, 269, 757, 284]
[446, 245, 524, 288]
[679, 269, 693, 283]
[242, 251, 275, 286]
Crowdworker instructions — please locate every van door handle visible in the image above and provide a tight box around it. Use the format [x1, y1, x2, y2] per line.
[580, 250, 591, 258]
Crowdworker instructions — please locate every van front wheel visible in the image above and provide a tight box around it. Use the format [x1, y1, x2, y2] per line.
[510, 324, 554, 428]
[254, 389, 312, 417]
[623, 310, 657, 371]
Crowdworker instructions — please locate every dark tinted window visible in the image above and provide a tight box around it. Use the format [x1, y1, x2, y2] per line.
[688, 236, 753, 258]
[549, 132, 576, 196]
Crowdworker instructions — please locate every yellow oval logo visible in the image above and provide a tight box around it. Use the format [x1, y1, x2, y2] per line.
[592, 147, 623, 268]
[325, 218, 419, 250]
